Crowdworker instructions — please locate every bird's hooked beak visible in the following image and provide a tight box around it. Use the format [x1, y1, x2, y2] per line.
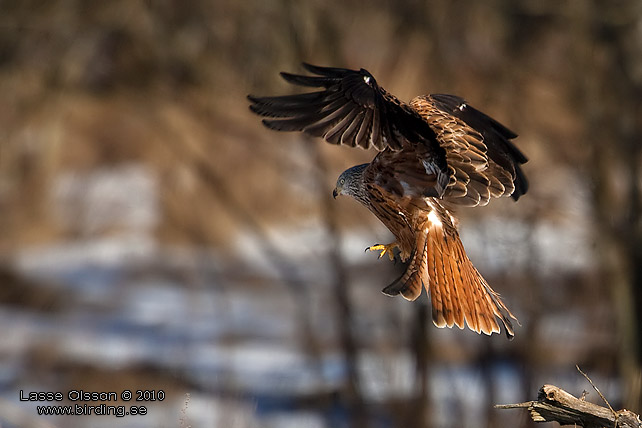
[332, 188, 339, 199]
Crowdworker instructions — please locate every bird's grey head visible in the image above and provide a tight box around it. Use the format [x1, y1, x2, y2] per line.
[332, 163, 369, 203]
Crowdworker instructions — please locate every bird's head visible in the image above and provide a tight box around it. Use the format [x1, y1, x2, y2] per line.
[333, 163, 369, 201]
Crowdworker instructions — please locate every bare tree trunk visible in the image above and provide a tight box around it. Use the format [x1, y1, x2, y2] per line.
[569, 0, 642, 411]
[304, 139, 367, 428]
[410, 300, 432, 428]
[278, 2, 367, 425]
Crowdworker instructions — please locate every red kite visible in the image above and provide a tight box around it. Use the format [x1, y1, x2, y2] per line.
[249, 64, 528, 338]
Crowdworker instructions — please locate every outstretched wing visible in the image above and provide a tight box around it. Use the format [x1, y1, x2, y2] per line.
[411, 94, 528, 207]
[248, 64, 445, 162]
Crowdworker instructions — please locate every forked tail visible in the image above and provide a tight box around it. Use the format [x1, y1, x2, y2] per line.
[382, 211, 517, 338]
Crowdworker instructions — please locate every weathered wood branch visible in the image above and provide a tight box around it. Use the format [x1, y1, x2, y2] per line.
[496, 384, 641, 428]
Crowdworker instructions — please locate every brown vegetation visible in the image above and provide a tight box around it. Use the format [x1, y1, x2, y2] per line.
[1, 1, 641, 427]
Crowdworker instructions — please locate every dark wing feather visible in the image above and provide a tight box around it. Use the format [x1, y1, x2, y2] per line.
[411, 95, 528, 206]
[428, 94, 528, 200]
[248, 64, 446, 170]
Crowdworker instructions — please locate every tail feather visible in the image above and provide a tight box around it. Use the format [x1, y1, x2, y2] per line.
[444, 239, 466, 328]
[381, 206, 517, 338]
[428, 234, 450, 328]
[451, 239, 494, 334]
[382, 237, 425, 301]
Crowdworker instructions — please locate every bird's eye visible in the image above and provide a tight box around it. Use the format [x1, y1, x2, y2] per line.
[340, 178, 345, 185]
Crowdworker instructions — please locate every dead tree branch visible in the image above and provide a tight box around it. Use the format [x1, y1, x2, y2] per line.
[496, 384, 641, 428]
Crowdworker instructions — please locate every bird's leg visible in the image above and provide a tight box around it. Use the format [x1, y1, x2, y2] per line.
[365, 242, 399, 261]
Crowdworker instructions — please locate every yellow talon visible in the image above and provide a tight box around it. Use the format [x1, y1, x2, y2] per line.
[366, 243, 398, 261]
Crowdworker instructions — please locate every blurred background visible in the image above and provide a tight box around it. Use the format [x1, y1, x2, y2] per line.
[0, 1, 641, 427]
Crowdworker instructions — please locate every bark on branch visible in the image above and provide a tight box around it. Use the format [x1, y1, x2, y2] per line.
[496, 384, 641, 428]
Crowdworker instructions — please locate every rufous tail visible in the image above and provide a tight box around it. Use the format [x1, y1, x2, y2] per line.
[382, 213, 517, 338]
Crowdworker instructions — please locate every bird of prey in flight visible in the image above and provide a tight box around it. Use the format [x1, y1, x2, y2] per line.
[248, 63, 528, 338]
